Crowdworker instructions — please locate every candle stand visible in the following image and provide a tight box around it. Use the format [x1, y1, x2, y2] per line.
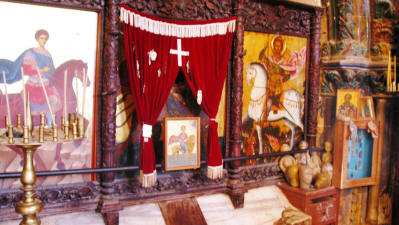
[15, 144, 42, 225]
[0, 114, 84, 225]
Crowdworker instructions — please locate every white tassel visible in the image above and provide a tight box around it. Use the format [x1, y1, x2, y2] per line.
[197, 90, 202, 105]
[120, 7, 236, 37]
[140, 170, 157, 188]
[142, 123, 152, 142]
[207, 165, 223, 179]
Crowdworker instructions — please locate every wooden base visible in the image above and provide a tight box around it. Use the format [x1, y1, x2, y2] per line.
[102, 212, 119, 225]
[158, 198, 207, 225]
[278, 182, 338, 225]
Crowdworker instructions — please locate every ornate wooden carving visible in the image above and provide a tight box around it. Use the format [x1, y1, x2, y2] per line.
[121, 0, 234, 20]
[0, 182, 100, 222]
[307, 8, 323, 147]
[243, 0, 311, 37]
[226, 0, 246, 209]
[16, 0, 103, 9]
[100, 0, 122, 224]
[242, 163, 282, 184]
[114, 171, 227, 198]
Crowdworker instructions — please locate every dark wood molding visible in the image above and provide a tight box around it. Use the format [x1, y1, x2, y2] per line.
[226, 0, 246, 208]
[243, 0, 311, 37]
[0, 182, 100, 222]
[120, 0, 234, 20]
[306, 8, 323, 147]
[99, 0, 122, 223]
[9, 0, 104, 10]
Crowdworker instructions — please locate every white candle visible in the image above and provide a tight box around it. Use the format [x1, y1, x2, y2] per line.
[82, 68, 87, 118]
[2, 71, 11, 126]
[64, 70, 68, 121]
[36, 66, 55, 126]
[387, 51, 392, 92]
[395, 56, 397, 91]
[21, 68, 27, 126]
[75, 69, 79, 115]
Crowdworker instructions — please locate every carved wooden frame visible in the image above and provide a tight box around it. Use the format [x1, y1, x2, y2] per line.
[164, 117, 201, 171]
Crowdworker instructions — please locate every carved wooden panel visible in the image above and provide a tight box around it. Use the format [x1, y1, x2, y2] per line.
[121, 0, 234, 20]
[15, 0, 103, 10]
[0, 182, 100, 222]
[243, 0, 311, 37]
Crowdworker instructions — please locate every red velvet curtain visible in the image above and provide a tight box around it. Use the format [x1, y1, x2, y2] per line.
[182, 35, 234, 177]
[120, 4, 236, 186]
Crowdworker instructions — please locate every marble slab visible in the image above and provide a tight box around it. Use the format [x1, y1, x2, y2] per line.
[197, 186, 293, 225]
[0, 185, 292, 225]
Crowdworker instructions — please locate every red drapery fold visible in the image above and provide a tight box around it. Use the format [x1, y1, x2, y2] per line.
[181, 34, 234, 178]
[120, 4, 236, 186]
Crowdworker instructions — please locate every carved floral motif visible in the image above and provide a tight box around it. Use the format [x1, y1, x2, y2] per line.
[121, 0, 233, 20]
[0, 182, 100, 210]
[242, 0, 310, 36]
[28, 0, 103, 9]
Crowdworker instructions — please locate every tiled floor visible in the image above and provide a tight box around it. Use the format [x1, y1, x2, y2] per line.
[0, 185, 292, 225]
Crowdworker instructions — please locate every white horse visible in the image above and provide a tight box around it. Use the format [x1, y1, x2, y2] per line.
[244, 62, 304, 152]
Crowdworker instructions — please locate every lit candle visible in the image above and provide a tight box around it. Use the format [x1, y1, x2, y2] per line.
[21, 68, 27, 126]
[36, 65, 55, 126]
[64, 70, 68, 122]
[2, 71, 11, 126]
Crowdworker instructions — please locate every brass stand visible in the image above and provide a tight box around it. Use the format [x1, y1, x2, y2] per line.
[0, 114, 83, 225]
[15, 144, 42, 225]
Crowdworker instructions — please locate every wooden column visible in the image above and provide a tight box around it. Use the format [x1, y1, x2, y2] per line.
[226, 0, 246, 208]
[99, 0, 122, 224]
[367, 98, 387, 224]
[306, 8, 323, 147]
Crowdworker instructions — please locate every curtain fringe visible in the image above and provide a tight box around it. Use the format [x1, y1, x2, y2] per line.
[120, 7, 236, 38]
[140, 170, 157, 187]
[207, 165, 224, 179]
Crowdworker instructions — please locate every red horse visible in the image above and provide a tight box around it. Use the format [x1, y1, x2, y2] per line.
[0, 59, 90, 170]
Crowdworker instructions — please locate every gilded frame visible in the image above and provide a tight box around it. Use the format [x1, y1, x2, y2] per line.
[333, 120, 379, 188]
[164, 117, 201, 171]
[336, 89, 361, 120]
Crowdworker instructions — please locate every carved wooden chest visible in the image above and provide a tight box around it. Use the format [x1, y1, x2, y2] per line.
[278, 183, 338, 225]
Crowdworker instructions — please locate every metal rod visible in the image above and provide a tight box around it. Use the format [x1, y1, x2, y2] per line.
[0, 147, 323, 179]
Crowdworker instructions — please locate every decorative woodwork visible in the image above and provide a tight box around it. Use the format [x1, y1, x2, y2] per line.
[307, 8, 323, 147]
[227, 0, 246, 209]
[0, 0, 323, 223]
[0, 182, 100, 222]
[99, 0, 123, 224]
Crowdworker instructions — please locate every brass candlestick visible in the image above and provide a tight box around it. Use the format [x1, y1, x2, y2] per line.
[7, 125, 14, 144]
[77, 117, 84, 138]
[17, 114, 22, 128]
[15, 144, 42, 225]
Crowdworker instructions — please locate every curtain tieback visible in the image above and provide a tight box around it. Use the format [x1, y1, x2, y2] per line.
[142, 124, 152, 142]
[197, 90, 202, 105]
